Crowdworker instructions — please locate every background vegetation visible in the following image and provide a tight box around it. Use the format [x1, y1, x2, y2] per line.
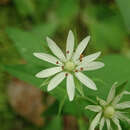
[0, 0, 130, 129]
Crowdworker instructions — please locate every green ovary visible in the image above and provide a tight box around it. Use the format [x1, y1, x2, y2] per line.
[104, 106, 115, 118]
[64, 61, 75, 71]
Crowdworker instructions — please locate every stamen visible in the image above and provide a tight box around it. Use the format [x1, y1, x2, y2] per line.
[66, 50, 69, 54]
[56, 61, 59, 64]
[80, 67, 83, 71]
[65, 73, 68, 76]
[80, 59, 82, 62]
[80, 54, 83, 62]
[62, 66, 64, 70]
[80, 54, 83, 59]
[75, 69, 78, 72]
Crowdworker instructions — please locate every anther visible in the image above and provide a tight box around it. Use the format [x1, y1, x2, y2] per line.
[66, 50, 69, 54]
[65, 73, 68, 76]
[80, 59, 82, 62]
[80, 54, 83, 59]
[56, 61, 59, 64]
[62, 66, 64, 70]
[80, 54, 83, 62]
[75, 69, 78, 72]
[80, 67, 83, 71]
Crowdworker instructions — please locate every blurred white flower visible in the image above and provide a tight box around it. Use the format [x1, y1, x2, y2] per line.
[85, 82, 130, 130]
[33, 30, 104, 101]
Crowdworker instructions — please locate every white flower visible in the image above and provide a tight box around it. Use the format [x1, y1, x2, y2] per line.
[33, 30, 104, 101]
[85, 82, 130, 130]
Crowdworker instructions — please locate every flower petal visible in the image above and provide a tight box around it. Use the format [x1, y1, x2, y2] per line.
[89, 112, 102, 130]
[115, 101, 130, 109]
[73, 36, 90, 61]
[33, 53, 63, 66]
[124, 91, 130, 95]
[106, 119, 111, 130]
[75, 72, 97, 90]
[112, 117, 122, 130]
[112, 91, 125, 106]
[36, 67, 62, 78]
[85, 105, 102, 112]
[46, 37, 66, 61]
[116, 111, 130, 124]
[77, 61, 104, 71]
[67, 73, 75, 101]
[80, 51, 101, 65]
[66, 30, 74, 60]
[99, 117, 105, 130]
[47, 72, 65, 91]
[107, 82, 118, 104]
[112, 90, 130, 106]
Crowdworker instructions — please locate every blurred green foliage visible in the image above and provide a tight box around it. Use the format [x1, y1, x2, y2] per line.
[115, 0, 130, 33]
[0, 0, 130, 129]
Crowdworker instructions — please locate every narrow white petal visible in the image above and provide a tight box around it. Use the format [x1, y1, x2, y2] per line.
[112, 91, 124, 106]
[46, 37, 66, 61]
[80, 51, 101, 64]
[73, 36, 90, 61]
[112, 117, 122, 130]
[106, 119, 111, 130]
[47, 72, 65, 91]
[75, 72, 97, 90]
[85, 105, 102, 112]
[124, 91, 130, 95]
[67, 74, 75, 101]
[36, 67, 62, 78]
[33, 53, 63, 66]
[116, 111, 130, 123]
[107, 82, 118, 104]
[89, 112, 102, 130]
[115, 101, 130, 109]
[99, 117, 105, 130]
[112, 90, 130, 106]
[66, 30, 74, 60]
[77, 62, 104, 71]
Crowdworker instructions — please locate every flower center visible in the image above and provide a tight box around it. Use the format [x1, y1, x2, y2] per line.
[104, 106, 115, 118]
[64, 61, 75, 71]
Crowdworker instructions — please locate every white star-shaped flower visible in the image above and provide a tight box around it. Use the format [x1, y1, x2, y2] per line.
[85, 82, 130, 130]
[33, 30, 104, 101]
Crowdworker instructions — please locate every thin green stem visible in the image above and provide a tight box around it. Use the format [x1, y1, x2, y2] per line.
[93, 78, 107, 86]
[57, 94, 66, 116]
[80, 96, 97, 105]
[77, 84, 97, 105]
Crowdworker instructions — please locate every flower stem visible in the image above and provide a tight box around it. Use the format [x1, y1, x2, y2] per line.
[80, 96, 97, 105]
[57, 94, 66, 116]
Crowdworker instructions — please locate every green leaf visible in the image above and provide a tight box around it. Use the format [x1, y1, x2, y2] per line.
[83, 4, 126, 50]
[43, 101, 59, 117]
[63, 101, 83, 116]
[36, 0, 53, 15]
[83, 55, 130, 102]
[56, 0, 79, 25]
[1, 63, 66, 101]
[1, 64, 43, 87]
[115, 0, 130, 33]
[78, 118, 88, 130]
[6, 28, 46, 64]
[31, 23, 57, 40]
[6, 27, 55, 67]
[44, 116, 63, 130]
[13, 0, 36, 17]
